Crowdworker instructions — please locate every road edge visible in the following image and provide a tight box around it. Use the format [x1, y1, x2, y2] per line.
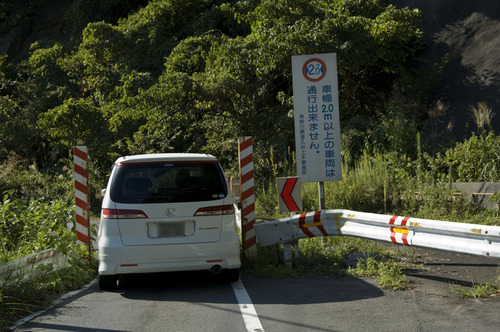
[9, 278, 98, 331]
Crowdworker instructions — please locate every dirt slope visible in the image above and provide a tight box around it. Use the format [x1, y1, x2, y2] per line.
[394, 0, 500, 138]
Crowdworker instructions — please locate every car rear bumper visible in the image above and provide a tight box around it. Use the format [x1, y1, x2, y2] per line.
[98, 240, 241, 275]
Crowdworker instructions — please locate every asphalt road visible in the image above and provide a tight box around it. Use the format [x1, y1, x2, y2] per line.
[15, 220, 500, 331]
[13, 253, 500, 332]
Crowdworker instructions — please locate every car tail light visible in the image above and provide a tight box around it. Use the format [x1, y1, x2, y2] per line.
[194, 204, 235, 216]
[102, 209, 148, 219]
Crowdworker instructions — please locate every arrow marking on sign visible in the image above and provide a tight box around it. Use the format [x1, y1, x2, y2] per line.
[281, 178, 299, 211]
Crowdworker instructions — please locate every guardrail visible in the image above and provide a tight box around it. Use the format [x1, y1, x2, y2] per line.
[0, 249, 68, 282]
[254, 210, 500, 258]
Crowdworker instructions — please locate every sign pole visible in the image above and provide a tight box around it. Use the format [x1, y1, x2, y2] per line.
[318, 181, 325, 210]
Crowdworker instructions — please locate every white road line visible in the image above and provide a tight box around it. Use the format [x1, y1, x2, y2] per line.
[232, 280, 265, 332]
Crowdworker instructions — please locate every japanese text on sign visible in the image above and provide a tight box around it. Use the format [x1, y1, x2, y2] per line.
[292, 54, 342, 183]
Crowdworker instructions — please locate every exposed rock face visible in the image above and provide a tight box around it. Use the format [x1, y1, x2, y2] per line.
[394, 0, 500, 137]
[0, 1, 72, 60]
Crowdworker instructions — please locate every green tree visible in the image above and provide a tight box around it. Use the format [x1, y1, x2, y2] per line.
[1, 0, 426, 186]
[195, 0, 425, 177]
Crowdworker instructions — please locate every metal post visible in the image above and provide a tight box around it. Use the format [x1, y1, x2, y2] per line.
[318, 182, 326, 245]
[284, 212, 298, 266]
[318, 181, 325, 210]
[283, 244, 293, 266]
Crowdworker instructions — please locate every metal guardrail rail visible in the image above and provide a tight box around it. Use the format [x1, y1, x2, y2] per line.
[254, 210, 500, 258]
[0, 249, 68, 282]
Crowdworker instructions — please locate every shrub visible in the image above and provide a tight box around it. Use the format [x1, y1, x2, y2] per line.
[428, 132, 500, 183]
[0, 194, 97, 330]
[0, 193, 76, 260]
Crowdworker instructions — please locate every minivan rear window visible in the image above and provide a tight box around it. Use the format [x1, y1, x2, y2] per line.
[109, 161, 228, 203]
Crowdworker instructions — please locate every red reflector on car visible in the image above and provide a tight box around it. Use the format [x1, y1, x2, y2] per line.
[120, 264, 138, 267]
[206, 260, 223, 263]
[102, 209, 148, 219]
[194, 204, 235, 216]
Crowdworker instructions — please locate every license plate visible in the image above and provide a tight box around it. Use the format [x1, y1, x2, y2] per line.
[147, 221, 194, 238]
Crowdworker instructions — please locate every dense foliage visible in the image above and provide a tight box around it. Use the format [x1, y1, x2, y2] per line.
[0, 194, 75, 260]
[0, 193, 96, 331]
[1, 0, 427, 192]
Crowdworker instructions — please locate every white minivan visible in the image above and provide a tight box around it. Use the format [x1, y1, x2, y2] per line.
[98, 153, 241, 290]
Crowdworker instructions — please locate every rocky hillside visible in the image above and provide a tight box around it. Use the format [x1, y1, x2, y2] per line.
[394, 0, 500, 139]
[0, 0, 148, 60]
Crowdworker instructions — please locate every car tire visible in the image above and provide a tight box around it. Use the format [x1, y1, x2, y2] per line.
[99, 274, 118, 291]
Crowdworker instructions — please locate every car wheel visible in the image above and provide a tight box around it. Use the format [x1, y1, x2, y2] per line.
[99, 274, 118, 291]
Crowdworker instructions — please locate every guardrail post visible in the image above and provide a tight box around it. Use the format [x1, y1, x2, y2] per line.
[284, 212, 300, 265]
[238, 137, 257, 259]
[73, 146, 91, 258]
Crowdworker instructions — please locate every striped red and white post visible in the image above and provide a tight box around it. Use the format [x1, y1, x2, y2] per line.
[298, 211, 329, 238]
[73, 146, 90, 249]
[238, 137, 257, 259]
[389, 215, 411, 245]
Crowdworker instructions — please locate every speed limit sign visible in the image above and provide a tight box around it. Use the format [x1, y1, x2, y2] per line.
[302, 58, 327, 82]
[292, 53, 342, 183]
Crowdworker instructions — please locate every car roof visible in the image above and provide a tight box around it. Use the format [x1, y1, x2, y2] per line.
[114, 153, 217, 164]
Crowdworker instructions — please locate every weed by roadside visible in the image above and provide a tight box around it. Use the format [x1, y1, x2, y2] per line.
[451, 274, 500, 298]
[348, 257, 409, 290]
[0, 193, 98, 331]
[452, 283, 500, 298]
[0, 257, 97, 331]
